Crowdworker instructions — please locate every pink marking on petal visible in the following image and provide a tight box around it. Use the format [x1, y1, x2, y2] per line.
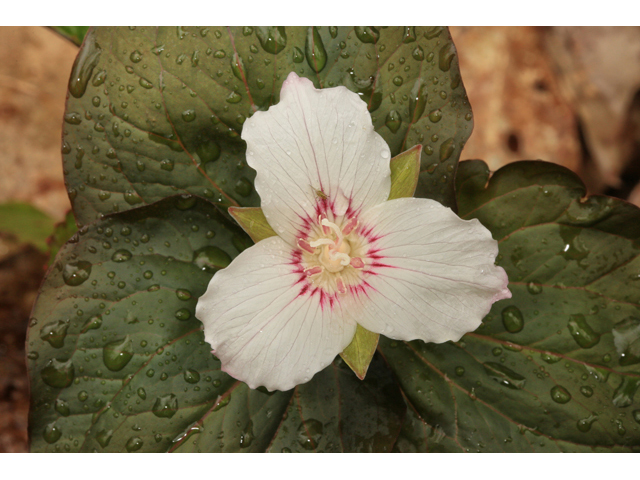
[297, 284, 310, 297]
[350, 257, 365, 269]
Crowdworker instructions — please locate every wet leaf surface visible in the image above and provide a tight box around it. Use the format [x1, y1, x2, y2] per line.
[27, 196, 405, 452]
[382, 160, 640, 452]
[63, 26, 471, 224]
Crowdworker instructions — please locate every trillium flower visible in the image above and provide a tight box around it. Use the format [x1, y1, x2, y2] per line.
[196, 72, 511, 391]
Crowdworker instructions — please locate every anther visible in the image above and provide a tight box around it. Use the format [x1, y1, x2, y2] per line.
[304, 266, 323, 277]
[336, 276, 347, 294]
[349, 257, 364, 269]
[297, 238, 317, 254]
[342, 217, 358, 236]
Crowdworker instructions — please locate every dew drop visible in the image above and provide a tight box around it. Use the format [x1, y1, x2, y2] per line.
[305, 27, 327, 73]
[439, 138, 455, 163]
[409, 79, 428, 122]
[239, 420, 254, 448]
[234, 177, 253, 197]
[385, 110, 402, 133]
[297, 419, 323, 450]
[226, 91, 242, 104]
[175, 308, 191, 321]
[43, 421, 62, 444]
[438, 42, 456, 72]
[255, 27, 287, 54]
[550, 385, 571, 404]
[567, 314, 600, 349]
[527, 282, 543, 295]
[96, 429, 113, 448]
[125, 436, 143, 452]
[501, 306, 524, 333]
[354, 26, 380, 44]
[176, 289, 192, 301]
[41, 358, 75, 388]
[111, 249, 132, 262]
[192, 246, 231, 273]
[152, 394, 178, 418]
[576, 414, 597, 433]
[580, 386, 593, 397]
[184, 369, 200, 384]
[68, 36, 101, 98]
[54, 399, 70, 417]
[40, 320, 69, 348]
[103, 335, 134, 372]
[123, 191, 143, 205]
[428, 108, 442, 123]
[412, 46, 425, 61]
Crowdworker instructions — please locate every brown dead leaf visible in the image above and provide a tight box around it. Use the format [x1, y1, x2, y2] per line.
[451, 26, 581, 175]
[0, 26, 77, 222]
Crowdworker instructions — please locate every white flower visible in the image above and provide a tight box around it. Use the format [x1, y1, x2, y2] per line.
[196, 72, 511, 391]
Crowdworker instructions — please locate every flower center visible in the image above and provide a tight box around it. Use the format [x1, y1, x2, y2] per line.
[297, 216, 366, 295]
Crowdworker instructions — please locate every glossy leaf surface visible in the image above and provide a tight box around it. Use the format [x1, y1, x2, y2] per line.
[62, 26, 471, 224]
[27, 196, 405, 452]
[383, 160, 640, 452]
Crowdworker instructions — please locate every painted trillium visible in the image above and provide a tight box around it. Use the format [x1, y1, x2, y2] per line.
[196, 72, 511, 391]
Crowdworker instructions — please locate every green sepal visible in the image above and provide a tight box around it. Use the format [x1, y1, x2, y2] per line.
[388, 145, 422, 200]
[339, 325, 380, 380]
[228, 206, 277, 243]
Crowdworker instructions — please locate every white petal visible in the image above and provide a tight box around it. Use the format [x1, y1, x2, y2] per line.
[346, 198, 511, 343]
[242, 72, 391, 245]
[195, 236, 356, 391]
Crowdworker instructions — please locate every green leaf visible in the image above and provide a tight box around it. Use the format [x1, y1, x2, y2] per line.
[339, 325, 380, 380]
[28, 195, 406, 452]
[50, 27, 90, 46]
[47, 211, 78, 265]
[388, 144, 421, 200]
[63, 27, 471, 224]
[27, 196, 252, 452]
[228, 206, 276, 243]
[266, 355, 405, 452]
[0, 202, 55, 252]
[381, 160, 640, 452]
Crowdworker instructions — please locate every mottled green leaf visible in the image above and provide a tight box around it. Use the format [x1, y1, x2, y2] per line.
[27, 196, 252, 452]
[63, 27, 471, 224]
[0, 202, 55, 252]
[267, 355, 405, 452]
[382, 160, 640, 452]
[28, 195, 406, 452]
